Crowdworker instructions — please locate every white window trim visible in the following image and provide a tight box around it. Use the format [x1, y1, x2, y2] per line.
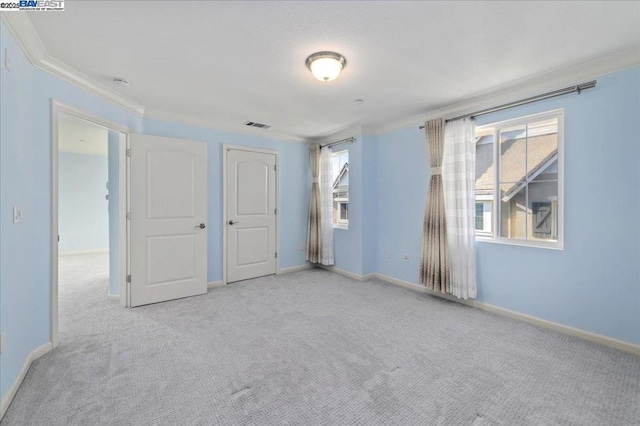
[475, 109, 564, 250]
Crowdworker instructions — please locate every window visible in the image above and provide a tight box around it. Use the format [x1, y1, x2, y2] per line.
[475, 201, 492, 236]
[475, 203, 484, 230]
[331, 150, 349, 228]
[475, 110, 563, 248]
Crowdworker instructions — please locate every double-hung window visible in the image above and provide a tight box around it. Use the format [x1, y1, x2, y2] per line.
[330, 150, 349, 229]
[475, 110, 563, 249]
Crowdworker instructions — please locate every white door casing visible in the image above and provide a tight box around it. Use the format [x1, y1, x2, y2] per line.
[226, 147, 277, 283]
[130, 134, 207, 307]
[51, 100, 131, 346]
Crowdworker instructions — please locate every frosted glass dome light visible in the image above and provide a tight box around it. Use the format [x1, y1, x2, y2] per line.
[306, 52, 347, 82]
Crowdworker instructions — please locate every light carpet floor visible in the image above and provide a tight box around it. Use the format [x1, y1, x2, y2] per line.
[2, 254, 640, 425]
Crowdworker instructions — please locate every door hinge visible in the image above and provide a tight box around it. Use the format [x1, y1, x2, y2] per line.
[275, 252, 278, 259]
[126, 212, 131, 220]
[274, 208, 277, 215]
[126, 148, 131, 157]
[274, 164, 277, 171]
[127, 275, 131, 283]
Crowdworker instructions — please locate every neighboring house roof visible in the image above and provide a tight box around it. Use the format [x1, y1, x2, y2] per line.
[333, 162, 349, 189]
[475, 133, 558, 201]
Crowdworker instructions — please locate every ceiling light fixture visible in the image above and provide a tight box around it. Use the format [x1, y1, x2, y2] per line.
[305, 51, 346, 82]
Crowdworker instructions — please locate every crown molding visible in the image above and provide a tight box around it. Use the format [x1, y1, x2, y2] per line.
[143, 109, 307, 143]
[3, 12, 638, 141]
[366, 46, 640, 135]
[307, 125, 363, 145]
[1, 12, 308, 142]
[1, 12, 145, 116]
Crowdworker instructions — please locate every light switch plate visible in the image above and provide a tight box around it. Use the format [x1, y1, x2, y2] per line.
[13, 206, 23, 223]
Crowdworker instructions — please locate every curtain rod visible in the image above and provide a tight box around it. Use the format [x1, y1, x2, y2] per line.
[320, 136, 355, 148]
[419, 80, 596, 129]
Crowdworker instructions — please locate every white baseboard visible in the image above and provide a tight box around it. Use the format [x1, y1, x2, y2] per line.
[477, 299, 640, 356]
[107, 292, 119, 301]
[278, 264, 312, 274]
[316, 268, 640, 355]
[320, 266, 640, 355]
[318, 265, 377, 282]
[370, 273, 640, 356]
[59, 249, 108, 257]
[1, 342, 52, 420]
[370, 273, 427, 293]
[318, 265, 367, 281]
[207, 281, 224, 290]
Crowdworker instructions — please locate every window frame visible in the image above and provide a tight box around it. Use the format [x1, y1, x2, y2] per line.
[475, 109, 564, 250]
[331, 149, 349, 230]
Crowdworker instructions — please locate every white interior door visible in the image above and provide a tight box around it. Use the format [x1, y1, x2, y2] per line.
[130, 134, 207, 307]
[226, 148, 277, 283]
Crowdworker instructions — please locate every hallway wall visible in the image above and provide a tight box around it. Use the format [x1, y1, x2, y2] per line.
[58, 152, 109, 253]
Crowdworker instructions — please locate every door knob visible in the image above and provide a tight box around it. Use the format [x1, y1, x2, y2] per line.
[198, 223, 206, 229]
[228, 220, 239, 225]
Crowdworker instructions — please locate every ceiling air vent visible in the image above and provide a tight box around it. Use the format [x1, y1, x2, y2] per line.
[244, 121, 271, 129]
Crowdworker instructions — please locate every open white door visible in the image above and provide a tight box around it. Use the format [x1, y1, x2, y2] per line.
[226, 148, 277, 283]
[130, 134, 207, 307]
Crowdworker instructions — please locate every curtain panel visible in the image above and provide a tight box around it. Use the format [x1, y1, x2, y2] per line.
[319, 146, 335, 265]
[306, 144, 322, 263]
[443, 119, 477, 299]
[419, 118, 450, 293]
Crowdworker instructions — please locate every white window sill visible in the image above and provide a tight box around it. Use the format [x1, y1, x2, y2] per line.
[334, 223, 349, 230]
[475, 236, 564, 251]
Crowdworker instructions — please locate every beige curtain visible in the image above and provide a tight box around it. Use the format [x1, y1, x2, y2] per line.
[306, 144, 322, 263]
[419, 118, 450, 293]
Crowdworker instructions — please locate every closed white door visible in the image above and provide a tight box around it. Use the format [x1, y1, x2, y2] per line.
[226, 148, 277, 283]
[130, 134, 207, 307]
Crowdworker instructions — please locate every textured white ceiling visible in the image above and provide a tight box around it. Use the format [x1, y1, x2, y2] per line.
[29, 1, 640, 139]
[58, 112, 108, 156]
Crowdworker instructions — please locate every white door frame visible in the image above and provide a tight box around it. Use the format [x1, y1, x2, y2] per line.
[51, 100, 130, 348]
[222, 144, 279, 285]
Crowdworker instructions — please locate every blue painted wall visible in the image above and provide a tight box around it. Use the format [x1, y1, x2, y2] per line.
[473, 67, 640, 345]
[142, 118, 310, 282]
[0, 21, 308, 403]
[58, 153, 109, 252]
[361, 134, 378, 276]
[0, 21, 50, 407]
[328, 133, 379, 277]
[375, 127, 430, 282]
[372, 67, 640, 345]
[0, 21, 144, 402]
[107, 131, 120, 296]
